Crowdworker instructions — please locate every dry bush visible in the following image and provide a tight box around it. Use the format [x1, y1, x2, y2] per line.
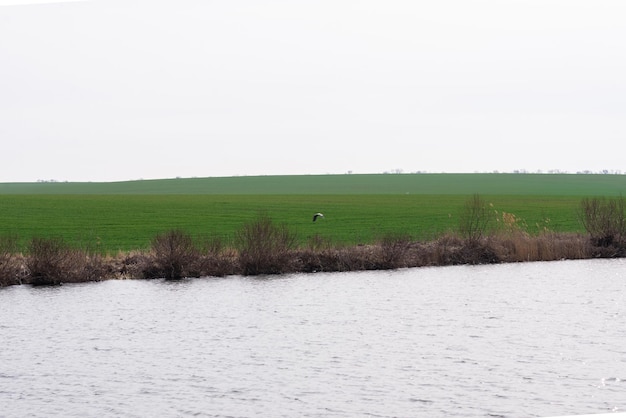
[294, 248, 335, 273]
[79, 253, 107, 282]
[302, 243, 419, 272]
[376, 233, 412, 269]
[324, 246, 377, 271]
[26, 237, 102, 286]
[294, 244, 382, 273]
[27, 237, 71, 285]
[426, 233, 499, 265]
[459, 194, 494, 244]
[0, 234, 22, 286]
[195, 249, 239, 277]
[295, 235, 337, 272]
[193, 236, 239, 277]
[81, 237, 237, 281]
[400, 242, 432, 268]
[235, 214, 298, 275]
[425, 233, 462, 265]
[461, 240, 500, 265]
[146, 229, 198, 279]
[579, 197, 626, 247]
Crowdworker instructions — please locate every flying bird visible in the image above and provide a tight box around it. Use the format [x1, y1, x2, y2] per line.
[312, 213, 324, 222]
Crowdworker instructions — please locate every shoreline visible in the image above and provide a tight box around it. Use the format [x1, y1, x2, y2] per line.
[1, 231, 623, 288]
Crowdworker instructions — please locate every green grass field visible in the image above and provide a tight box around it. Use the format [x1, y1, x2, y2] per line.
[1, 174, 625, 252]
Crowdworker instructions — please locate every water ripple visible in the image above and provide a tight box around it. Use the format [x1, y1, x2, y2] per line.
[1, 259, 625, 417]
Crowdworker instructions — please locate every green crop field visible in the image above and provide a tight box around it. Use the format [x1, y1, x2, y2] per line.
[1, 174, 625, 252]
[2, 173, 626, 195]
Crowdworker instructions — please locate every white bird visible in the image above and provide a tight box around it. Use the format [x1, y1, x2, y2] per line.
[312, 213, 324, 222]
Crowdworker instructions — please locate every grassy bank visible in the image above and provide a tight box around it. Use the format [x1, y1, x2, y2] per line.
[1, 174, 626, 287]
[2, 195, 626, 287]
[0, 223, 620, 288]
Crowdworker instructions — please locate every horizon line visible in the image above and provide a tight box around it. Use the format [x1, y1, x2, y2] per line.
[3, 170, 625, 185]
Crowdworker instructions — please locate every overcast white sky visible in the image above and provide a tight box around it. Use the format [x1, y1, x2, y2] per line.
[1, 0, 625, 182]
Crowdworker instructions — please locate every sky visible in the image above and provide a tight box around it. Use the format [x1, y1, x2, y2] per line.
[1, 0, 625, 182]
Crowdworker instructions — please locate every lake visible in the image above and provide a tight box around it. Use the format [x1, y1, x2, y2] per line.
[1, 259, 625, 417]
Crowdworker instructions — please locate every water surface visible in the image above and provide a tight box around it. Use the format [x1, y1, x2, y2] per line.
[1, 259, 625, 417]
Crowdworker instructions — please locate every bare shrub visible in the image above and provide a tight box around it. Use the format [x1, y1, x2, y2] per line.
[235, 214, 298, 275]
[462, 240, 499, 265]
[294, 235, 334, 272]
[428, 233, 499, 265]
[27, 237, 69, 285]
[579, 197, 626, 248]
[147, 229, 198, 279]
[79, 253, 106, 282]
[302, 235, 378, 272]
[377, 232, 412, 269]
[0, 234, 22, 286]
[200, 253, 239, 277]
[428, 233, 462, 265]
[194, 236, 240, 276]
[459, 194, 494, 244]
[193, 245, 238, 277]
[318, 245, 378, 271]
[297, 241, 397, 273]
[401, 242, 432, 268]
[26, 237, 99, 285]
[294, 248, 334, 273]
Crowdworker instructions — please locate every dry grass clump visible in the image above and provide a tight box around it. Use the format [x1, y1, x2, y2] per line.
[295, 232, 415, 272]
[376, 233, 412, 269]
[109, 251, 151, 280]
[295, 245, 377, 272]
[404, 230, 591, 267]
[484, 205, 592, 263]
[489, 231, 590, 262]
[422, 233, 499, 266]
